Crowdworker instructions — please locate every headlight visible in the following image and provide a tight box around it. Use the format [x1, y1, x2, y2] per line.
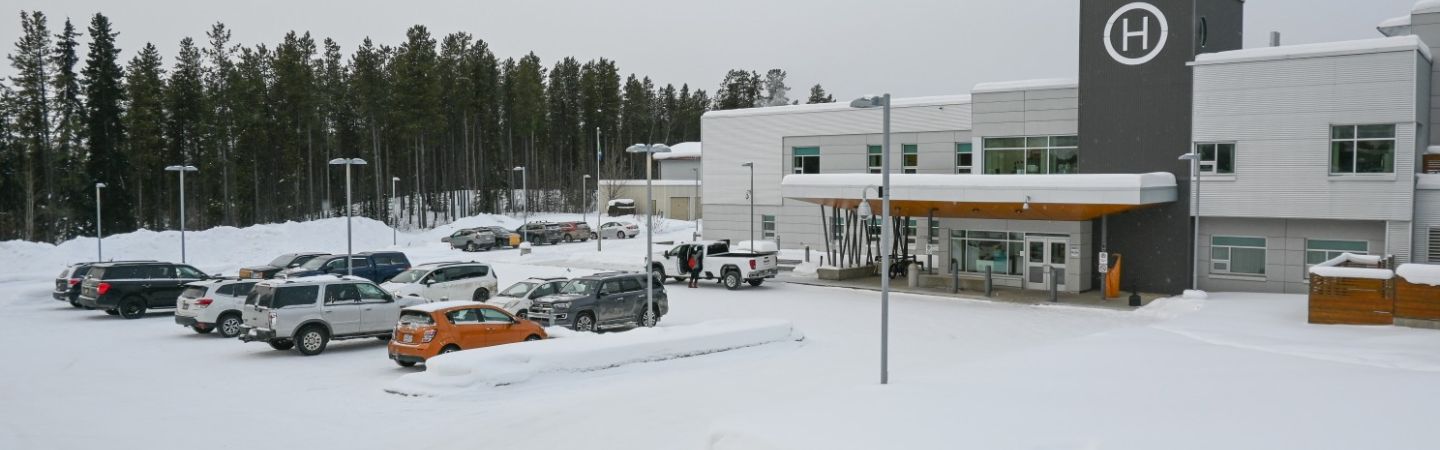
[552, 302, 571, 309]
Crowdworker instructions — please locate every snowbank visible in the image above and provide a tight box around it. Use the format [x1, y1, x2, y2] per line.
[1396, 263, 1440, 286]
[386, 319, 803, 396]
[1307, 253, 1392, 279]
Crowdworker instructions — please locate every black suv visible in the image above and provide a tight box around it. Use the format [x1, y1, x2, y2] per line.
[77, 261, 210, 319]
[238, 252, 329, 279]
[53, 260, 155, 308]
[516, 222, 563, 245]
[528, 272, 668, 332]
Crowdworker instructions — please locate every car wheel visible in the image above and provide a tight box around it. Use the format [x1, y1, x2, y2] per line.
[104, 309, 118, 316]
[563, 235, 573, 243]
[590, 232, 598, 240]
[467, 242, 478, 252]
[439, 344, 461, 355]
[723, 271, 742, 290]
[217, 314, 244, 338]
[574, 313, 596, 332]
[375, 332, 392, 341]
[118, 296, 147, 319]
[516, 309, 528, 319]
[268, 340, 295, 351]
[650, 266, 666, 284]
[525, 334, 542, 341]
[747, 279, 764, 287]
[639, 306, 658, 328]
[395, 360, 416, 367]
[68, 299, 84, 309]
[472, 288, 490, 301]
[296, 326, 329, 356]
[616, 231, 625, 239]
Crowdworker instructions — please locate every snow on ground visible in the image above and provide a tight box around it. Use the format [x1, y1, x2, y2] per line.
[389, 319, 802, 396]
[2, 214, 1439, 449]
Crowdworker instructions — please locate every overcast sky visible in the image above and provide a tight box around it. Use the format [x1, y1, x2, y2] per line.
[2, 0, 1420, 99]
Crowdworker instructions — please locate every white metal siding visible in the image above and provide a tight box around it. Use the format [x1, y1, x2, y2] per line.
[972, 86, 1080, 174]
[1415, 189, 1440, 262]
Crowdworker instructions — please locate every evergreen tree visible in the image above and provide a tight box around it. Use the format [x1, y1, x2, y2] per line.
[50, 18, 85, 238]
[394, 25, 442, 226]
[546, 56, 584, 208]
[124, 43, 166, 228]
[761, 68, 790, 107]
[166, 37, 206, 229]
[8, 11, 53, 241]
[715, 69, 754, 110]
[657, 83, 678, 142]
[82, 13, 134, 234]
[204, 22, 238, 225]
[580, 58, 621, 180]
[807, 83, 834, 104]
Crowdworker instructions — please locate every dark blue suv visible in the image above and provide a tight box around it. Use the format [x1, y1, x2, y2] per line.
[275, 251, 411, 283]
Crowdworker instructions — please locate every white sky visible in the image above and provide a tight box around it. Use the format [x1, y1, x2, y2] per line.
[1, 0, 1420, 99]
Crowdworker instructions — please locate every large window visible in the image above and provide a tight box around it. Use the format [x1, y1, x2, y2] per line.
[792, 147, 820, 174]
[982, 135, 1078, 174]
[831, 215, 846, 241]
[1194, 142, 1234, 175]
[867, 145, 882, 173]
[955, 143, 973, 174]
[902, 144, 918, 174]
[1305, 239, 1367, 278]
[905, 219, 918, 247]
[951, 230, 1025, 276]
[761, 215, 776, 239]
[1330, 125, 1395, 174]
[1211, 236, 1266, 276]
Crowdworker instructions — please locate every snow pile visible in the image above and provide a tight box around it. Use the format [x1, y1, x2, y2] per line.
[1395, 263, 1440, 286]
[1182, 289, 1208, 299]
[734, 240, 778, 253]
[652, 141, 701, 160]
[1133, 295, 1205, 320]
[386, 319, 803, 396]
[1307, 253, 1392, 279]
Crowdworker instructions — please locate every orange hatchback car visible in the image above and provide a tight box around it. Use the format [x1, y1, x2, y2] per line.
[388, 301, 547, 367]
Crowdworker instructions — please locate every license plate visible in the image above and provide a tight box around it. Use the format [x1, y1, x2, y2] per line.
[181, 303, 189, 310]
[403, 334, 414, 343]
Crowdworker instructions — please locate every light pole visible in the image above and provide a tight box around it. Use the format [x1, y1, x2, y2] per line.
[627, 143, 672, 328]
[690, 167, 700, 221]
[164, 165, 199, 263]
[596, 126, 603, 252]
[851, 93, 891, 385]
[1179, 151, 1200, 291]
[329, 158, 368, 276]
[514, 166, 527, 244]
[582, 174, 591, 223]
[95, 182, 106, 261]
[391, 176, 400, 246]
[741, 162, 754, 245]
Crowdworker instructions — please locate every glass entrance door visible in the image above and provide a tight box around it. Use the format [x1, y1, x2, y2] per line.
[1025, 237, 1067, 291]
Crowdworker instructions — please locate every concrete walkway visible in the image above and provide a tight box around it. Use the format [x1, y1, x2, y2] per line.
[776, 272, 1165, 311]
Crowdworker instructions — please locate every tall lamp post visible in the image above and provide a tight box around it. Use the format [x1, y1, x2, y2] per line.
[851, 93, 892, 385]
[1179, 151, 1200, 291]
[582, 174, 591, 223]
[691, 167, 701, 239]
[514, 166, 527, 244]
[164, 165, 199, 263]
[596, 126, 603, 252]
[741, 162, 754, 245]
[95, 182, 106, 261]
[391, 176, 400, 246]
[627, 143, 672, 328]
[330, 158, 368, 276]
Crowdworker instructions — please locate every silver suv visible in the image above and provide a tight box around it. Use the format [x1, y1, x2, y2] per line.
[238, 276, 429, 355]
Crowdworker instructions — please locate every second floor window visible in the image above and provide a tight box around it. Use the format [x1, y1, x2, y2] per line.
[956, 143, 973, 173]
[1330, 124, 1395, 174]
[902, 144, 918, 174]
[762, 215, 776, 239]
[983, 135, 1078, 174]
[793, 147, 820, 174]
[867, 145, 882, 173]
[1194, 143, 1234, 174]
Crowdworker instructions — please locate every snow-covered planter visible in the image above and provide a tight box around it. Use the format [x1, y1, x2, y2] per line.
[1307, 253, 1394, 325]
[1394, 264, 1440, 322]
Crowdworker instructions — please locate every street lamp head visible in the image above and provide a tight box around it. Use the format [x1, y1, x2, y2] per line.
[1178, 153, 1198, 161]
[741, 162, 754, 168]
[392, 176, 401, 182]
[328, 158, 367, 166]
[857, 201, 873, 220]
[627, 143, 672, 154]
[1023, 195, 1032, 211]
[513, 166, 525, 171]
[164, 165, 198, 172]
[583, 174, 592, 179]
[850, 95, 887, 109]
[95, 182, 107, 188]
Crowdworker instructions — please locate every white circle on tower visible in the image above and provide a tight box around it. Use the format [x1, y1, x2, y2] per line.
[1103, 2, 1169, 66]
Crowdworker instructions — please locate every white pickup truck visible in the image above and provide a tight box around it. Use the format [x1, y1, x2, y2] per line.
[651, 240, 779, 290]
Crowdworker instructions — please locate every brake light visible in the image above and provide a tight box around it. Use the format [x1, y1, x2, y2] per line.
[749, 259, 756, 270]
[97, 282, 111, 295]
[422, 329, 437, 343]
[195, 298, 214, 308]
[68, 278, 80, 286]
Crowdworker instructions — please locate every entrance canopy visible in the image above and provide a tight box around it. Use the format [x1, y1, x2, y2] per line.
[782, 173, 1177, 220]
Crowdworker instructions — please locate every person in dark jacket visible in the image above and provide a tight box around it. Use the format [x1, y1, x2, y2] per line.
[688, 245, 704, 288]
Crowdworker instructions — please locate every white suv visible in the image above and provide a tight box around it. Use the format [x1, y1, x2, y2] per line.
[174, 278, 259, 338]
[238, 276, 428, 355]
[488, 277, 568, 318]
[381, 262, 498, 302]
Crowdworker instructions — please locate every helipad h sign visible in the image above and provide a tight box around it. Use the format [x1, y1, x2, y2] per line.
[1103, 2, 1169, 66]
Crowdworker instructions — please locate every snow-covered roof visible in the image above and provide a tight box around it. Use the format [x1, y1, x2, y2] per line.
[607, 199, 634, 206]
[653, 142, 700, 161]
[1307, 253, 1393, 279]
[1396, 263, 1440, 286]
[1378, 15, 1412, 37]
[1416, 0, 1440, 14]
[783, 172, 1177, 213]
[1193, 36, 1432, 65]
[971, 78, 1078, 94]
[1417, 174, 1440, 190]
[703, 95, 971, 119]
[403, 300, 488, 313]
[599, 179, 701, 187]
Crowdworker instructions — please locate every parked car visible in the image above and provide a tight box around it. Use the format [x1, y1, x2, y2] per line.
[276, 251, 411, 283]
[77, 261, 210, 319]
[381, 261, 498, 302]
[479, 226, 521, 248]
[557, 221, 592, 243]
[528, 272, 667, 332]
[597, 221, 639, 239]
[174, 278, 259, 337]
[488, 277, 568, 318]
[387, 301, 546, 367]
[444, 228, 497, 252]
[606, 199, 636, 216]
[238, 276, 428, 355]
[652, 240, 779, 289]
[515, 222, 563, 245]
[53, 260, 155, 308]
[238, 252, 329, 279]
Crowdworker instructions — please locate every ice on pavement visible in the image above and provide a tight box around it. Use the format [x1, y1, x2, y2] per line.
[387, 319, 804, 396]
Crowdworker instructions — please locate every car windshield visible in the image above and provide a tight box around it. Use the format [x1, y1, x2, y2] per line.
[298, 257, 330, 270]
[388, 268, 429, 284]
[500, 282, 535, 297]
[559, 279, 598, 295]
[267, 254, 295, 267]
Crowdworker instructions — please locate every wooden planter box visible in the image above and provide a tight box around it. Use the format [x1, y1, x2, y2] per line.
[818, 265, 876, 281]
[1308, 275, 1394, 325]
[1395, 279, 1440, 321]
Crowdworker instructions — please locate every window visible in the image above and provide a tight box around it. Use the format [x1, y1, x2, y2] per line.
[831, 215, 846, 241]
[1430, 228, 1440, 262]
[1305, 239, 1368, 277]
[982, 135, 1078, 174]
[928, 218, 939, 245]
[531, 283, 557, 298]
[272, 285, 319, 308]
[1330, 125, 1395, 174]
[325, 284, 361, 304]
[480, 308, 514, 323]
[447, 308, 482, 324]
[902, 144, 918, 173]
[1194, 143, 1234, 174]
[618, 277, 642, 292]
[356, 283, 389, 301]
[867, 145, 882, 173]
[792, 147, 820, 174]
[1211, 236, 1266, 275]
[950, 230, 1025, 276]
[867, 217, 882, 240]
[762, 215, 776, 239]
[955, 143, 973, 173]
[176, 265, 205, 279]
[905, 219, 918, 246]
